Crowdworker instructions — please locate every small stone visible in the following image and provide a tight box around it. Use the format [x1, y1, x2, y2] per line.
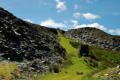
[118, 72, 120, 75]
[104, 74, 109, 76]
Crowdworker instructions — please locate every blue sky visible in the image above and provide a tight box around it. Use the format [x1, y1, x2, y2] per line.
[0, 0, 120, 35]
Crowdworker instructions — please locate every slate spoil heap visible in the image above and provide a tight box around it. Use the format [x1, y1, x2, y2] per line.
[0, 7, 66, 74]
[65, 27, 120, 52]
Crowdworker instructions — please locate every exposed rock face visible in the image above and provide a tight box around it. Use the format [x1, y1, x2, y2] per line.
[65, 27, 120, 52]
[0, 7, 66, 73]
[78, 45, 89, 57]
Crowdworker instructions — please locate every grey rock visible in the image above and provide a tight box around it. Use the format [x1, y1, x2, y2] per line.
[0, 7, 66, 74]
[65, 27, 120, 52]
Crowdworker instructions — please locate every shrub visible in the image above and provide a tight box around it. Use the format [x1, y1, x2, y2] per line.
[65, 71, 68, 74]
[49, 65, 60, 73]
[69, 41, 81, 48]
[89, 46, 120, 66]
[53, 65, 60, 73]
[84, 57, 98, 68]
[76, 72, 83, 75]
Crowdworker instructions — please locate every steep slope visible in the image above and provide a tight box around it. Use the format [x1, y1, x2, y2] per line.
[26, 22, 58, 39]
[65, 27, 120, 51]
[1, 7, 120, 80]
[0, 7, 66, 75]
[35, 30, 120, 80]
[34, 30, 93, 80]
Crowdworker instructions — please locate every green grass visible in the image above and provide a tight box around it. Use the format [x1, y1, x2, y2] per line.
[34, 30, 120, 80]
[34, 30, 94, 80]
[0, 62, 20, 80]
[89, 46, 120, 66]
[0, 30, 120, 80]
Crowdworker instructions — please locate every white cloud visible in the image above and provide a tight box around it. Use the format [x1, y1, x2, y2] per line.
[25, 19, 34, 23]
[116, 29, 120, 34]
[75, 23, 106, 31]
[40, 18, 66, 28]
[82, 13, 100, 20]
[85, 0, 98, 4]
[74, 4, 78, 10]
[75, 24, 87, 28]
[73, 12, 100, 20]
[108, 29, 115, 33]
[71, 20, 78, 26]
[108, 29, 120, 35]
[73, 12, 81, 19]
[56, 0, 67, 13]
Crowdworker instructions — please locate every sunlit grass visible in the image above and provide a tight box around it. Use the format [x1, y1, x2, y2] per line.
[0, 62, 20, 80]
[34, 30, 93, 80]
[34, 30, 120, 80]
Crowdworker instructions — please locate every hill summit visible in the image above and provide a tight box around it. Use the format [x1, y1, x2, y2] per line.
[0, 7, 120, 80]
[65, 27, 120, 51]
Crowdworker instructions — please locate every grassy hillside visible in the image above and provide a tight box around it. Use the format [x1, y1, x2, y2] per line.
[34, 30, 120, 80]
[34, 30, 94, 80]
[0, 62, 20, 80]
[1, 7, 120, 80]
[1, 30, 120, 80]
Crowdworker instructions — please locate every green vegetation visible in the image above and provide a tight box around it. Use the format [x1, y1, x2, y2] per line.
[49, 65, 60, 73]
[34, 30, 120, 80]
[34, 30, 95, 80]
[89, 46, 120, 66]
[1, 30, 120, 80]
[0, 62, 20, 80]
[93, 67, 120, 80]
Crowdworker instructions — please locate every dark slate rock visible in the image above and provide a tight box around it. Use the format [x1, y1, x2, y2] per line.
[0, 7, 66, 74]
[65, 27, 120, 52]
[78, 45, 89, 57]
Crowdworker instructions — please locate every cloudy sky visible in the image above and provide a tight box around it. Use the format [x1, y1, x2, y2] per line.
[0, 0, 120, 35]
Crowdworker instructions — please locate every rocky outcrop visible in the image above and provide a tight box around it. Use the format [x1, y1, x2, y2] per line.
[95, 66, 120, 80]
[26, 22, 58, 39]
[65, 27, 120, 52]
[78, 45, 89, 57]
[0, 7, 66, 74]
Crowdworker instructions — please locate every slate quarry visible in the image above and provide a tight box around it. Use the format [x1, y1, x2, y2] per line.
[65, 28, 120, 52]
[0, 7, 66, 74]
[0, 7, 120, 75]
